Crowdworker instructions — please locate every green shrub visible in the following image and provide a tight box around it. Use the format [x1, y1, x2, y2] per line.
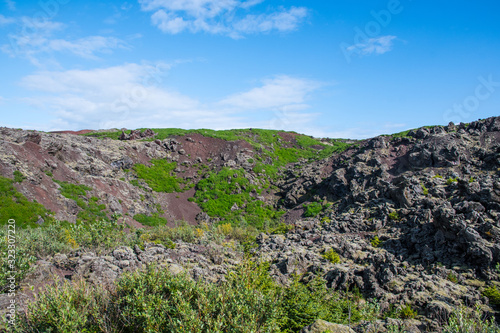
[444, 305, 500, 333]
[371, 236, 382, 248]
[13, 170, 26, 183]
[447, 177, 458, 185]
[483, 285, 500, 305]
[433, 174, 443, 179]
[303, 202, 323, 217]
[270, 223, 294, 235]
[447, 272, 458, 283]
[398, 304, 417, 319]
[322, 248, 341, 264]
[15, 260, 380, 332]
[388, 211, 400, 221]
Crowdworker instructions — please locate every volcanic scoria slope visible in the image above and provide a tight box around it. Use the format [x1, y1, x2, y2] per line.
[1, 116, 500, 331]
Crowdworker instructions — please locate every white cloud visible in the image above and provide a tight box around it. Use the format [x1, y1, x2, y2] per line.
[0, 14, 15, 25]
[19, 64, 323, 132]
[1, 17, 127, 66]
[347, 35, 396, 56]
[48, 36, 128, 59]
[221, 75, 321, 110]
[139, 0, 308, 38]
[4, 0, 15, 10]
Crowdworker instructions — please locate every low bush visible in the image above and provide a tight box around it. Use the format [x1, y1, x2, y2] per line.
[303, 202, 323, 217]
[14, 261, 380, 332]
[483, 285, 500, 305]
[322, 248, 341, 264]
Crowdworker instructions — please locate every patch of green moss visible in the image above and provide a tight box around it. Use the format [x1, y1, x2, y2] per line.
[54, 180, 107, 223]
[0, 176, 52, 227]
[194, 167, 283, 229]
[133, 213, 168, 227]
[133, 159, 184, 193]
[13, 170, 26, 183]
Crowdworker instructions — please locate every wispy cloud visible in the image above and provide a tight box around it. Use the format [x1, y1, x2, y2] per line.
[221, 75, 321, 110]
[19, 64, 323, 132]
[0, 14, 15, 25]
[139, 0, 308, 38]
[4, 0, 15, 11]
[347, 35, 396, 56]
[1, 17, 128, 66]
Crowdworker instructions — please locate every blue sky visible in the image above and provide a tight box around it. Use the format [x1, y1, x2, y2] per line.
[0, 0, 499, 139]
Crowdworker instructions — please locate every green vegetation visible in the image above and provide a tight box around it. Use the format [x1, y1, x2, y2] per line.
[444, 305, 500, 333]
[13, 170, 26, 183]
[421, 183, 429, 195]
[133, 159, 184, 193]
[483, 285, 500, 305]
[303, 202, 323, 217]
[270, 223, 294, 235]
[322, 248, 341, 264]
[447, 177, 459, 185]
[54, 180, 107, 223]
[0, 176, 52, 227]
[133, 213, 168, 227]
[447, 272, 458, 283]
[194, 167, 284, 229]
[433, 174, 443, 179]
[371, 236, 382, 248]
[388, 211, 400, 221]
[398, 304, 417, 319]
[14, 261, 380, 332]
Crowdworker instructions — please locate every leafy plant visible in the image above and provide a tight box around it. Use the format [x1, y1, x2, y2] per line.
[371, 236, 382, 248]
[447, 177, 458, 185]
[447, 272, 458, 283]
[388, 211, 400, 221]
[303, 202, 323, 217]
[322, 248, 341, 264]
[483, 285, 500, 305]
[421, 183, 429, 195]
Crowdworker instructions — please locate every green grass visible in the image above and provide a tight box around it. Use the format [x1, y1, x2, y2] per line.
[13, 170, 26, 183]
[0, 176, 53, 227]
[134, 213, 168, 227]
[194, 167, 283, 229]
[54, 180, 107, 223]
[133, 159, 184, 193]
